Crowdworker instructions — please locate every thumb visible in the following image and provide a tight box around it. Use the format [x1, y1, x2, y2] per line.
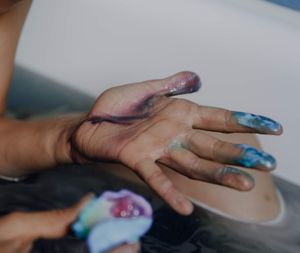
[30, 193, 94, 240]
[0, 193, 94, 241]
[118, 71, 201, 100]
[147, 71, 201, 96]
[90, 71, 201, 118]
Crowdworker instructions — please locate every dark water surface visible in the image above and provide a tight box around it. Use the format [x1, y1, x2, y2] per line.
[0, 165, 300, 253]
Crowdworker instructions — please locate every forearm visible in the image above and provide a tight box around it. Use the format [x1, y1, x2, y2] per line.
[0, 0, 32, 114]
[0, 115, 84, 177]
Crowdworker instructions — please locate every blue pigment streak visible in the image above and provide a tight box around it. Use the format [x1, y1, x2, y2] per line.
[236, 144, 276, 170]
[232, 112, 282, 134]
[222, 167, 255, 183]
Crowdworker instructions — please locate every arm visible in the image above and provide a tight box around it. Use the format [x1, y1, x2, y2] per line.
[0, 193, 140, 253]
[0, 0, 82, 176]
[0, 1, 282, 216]
[0, 4, 140, 252]
[0, 0, 31, 113]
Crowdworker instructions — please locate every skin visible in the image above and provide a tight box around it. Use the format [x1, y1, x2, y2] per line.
[0, 193, 140, 253]
[0, 0, 283, 251]
[87, 116, 281, 221]
[0, 1, 139, 252]
[70, 71, 281, 215]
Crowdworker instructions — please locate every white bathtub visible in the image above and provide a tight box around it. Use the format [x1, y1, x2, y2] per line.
[15, 0, 300, 184]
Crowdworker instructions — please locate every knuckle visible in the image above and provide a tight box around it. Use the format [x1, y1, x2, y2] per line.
[186, 131, 195, 145]
[185, 171, 199, 180]
[212, 140, 225, 159]
[172, 99, 193, 111]
[187, 156, 202, 177]
[161, 185, 173, 200]
[213, 167, 227, 184]
[223, 110, 232, 130]
[145, 169, 163, 184]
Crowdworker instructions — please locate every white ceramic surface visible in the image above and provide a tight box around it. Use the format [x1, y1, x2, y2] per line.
[15, 0, 300, 184]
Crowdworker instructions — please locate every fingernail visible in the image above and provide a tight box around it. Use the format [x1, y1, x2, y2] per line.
[221, 167, 255, 190]
[236, 144, 276, 171]
[232, 111, 282, 134]
[166, 72, 201, 96]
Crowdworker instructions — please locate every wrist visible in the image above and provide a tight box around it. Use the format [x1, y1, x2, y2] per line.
[53, 114, 87, 165]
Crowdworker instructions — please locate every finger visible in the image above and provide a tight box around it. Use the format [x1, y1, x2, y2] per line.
[148, 71, 201, 96]
[109, 243, 140, 253]
[0, 194, 94, 250]
[91, 71, 201, 118]
[166, 148, 255, 191]
[37, 193, 94, 239]
[185, 131, 276, 171]
[135, 159, 193, 215]
[193, 106, 283, 135]
[22, 193, 94, 240]
[0, 238, 33, 253]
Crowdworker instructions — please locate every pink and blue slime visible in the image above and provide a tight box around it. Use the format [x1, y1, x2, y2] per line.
[72, 190, 153, 253]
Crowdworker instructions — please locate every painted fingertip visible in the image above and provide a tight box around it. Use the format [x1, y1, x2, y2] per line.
[236, 144, 276, 171]
[232, 111, 283, 135]
[220, 167, 255, 191]
[166, 72, 201, 96]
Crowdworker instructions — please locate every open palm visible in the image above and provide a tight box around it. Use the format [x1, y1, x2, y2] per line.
[71, 72, 282, 215]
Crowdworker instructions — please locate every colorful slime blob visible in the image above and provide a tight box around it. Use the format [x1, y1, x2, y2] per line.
[72, 190, 153, 253]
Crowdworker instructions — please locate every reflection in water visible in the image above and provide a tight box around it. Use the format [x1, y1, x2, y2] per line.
[0, 165, 300, 253]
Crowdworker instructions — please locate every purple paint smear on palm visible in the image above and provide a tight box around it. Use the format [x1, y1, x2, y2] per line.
[87, 72, 201, 125]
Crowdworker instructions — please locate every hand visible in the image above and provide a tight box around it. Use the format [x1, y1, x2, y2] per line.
[71, 71, 282, 215]
[0, 194, 139, 253]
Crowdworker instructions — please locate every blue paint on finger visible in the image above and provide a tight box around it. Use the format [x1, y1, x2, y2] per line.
[222, 167, 255, 184]
[232, 111, 282, 134]
[236, 144, 276, 171]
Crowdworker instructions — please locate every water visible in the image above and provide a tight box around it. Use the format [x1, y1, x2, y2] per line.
[2, 66, 300, 253]
[1, 165, 300, 253]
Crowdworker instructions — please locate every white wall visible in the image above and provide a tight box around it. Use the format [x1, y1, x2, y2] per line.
[16, 0, 300, 184]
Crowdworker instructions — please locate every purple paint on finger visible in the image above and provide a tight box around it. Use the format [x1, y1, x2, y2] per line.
[87, 114, 148, 125]
[164, 72, 201, 96]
